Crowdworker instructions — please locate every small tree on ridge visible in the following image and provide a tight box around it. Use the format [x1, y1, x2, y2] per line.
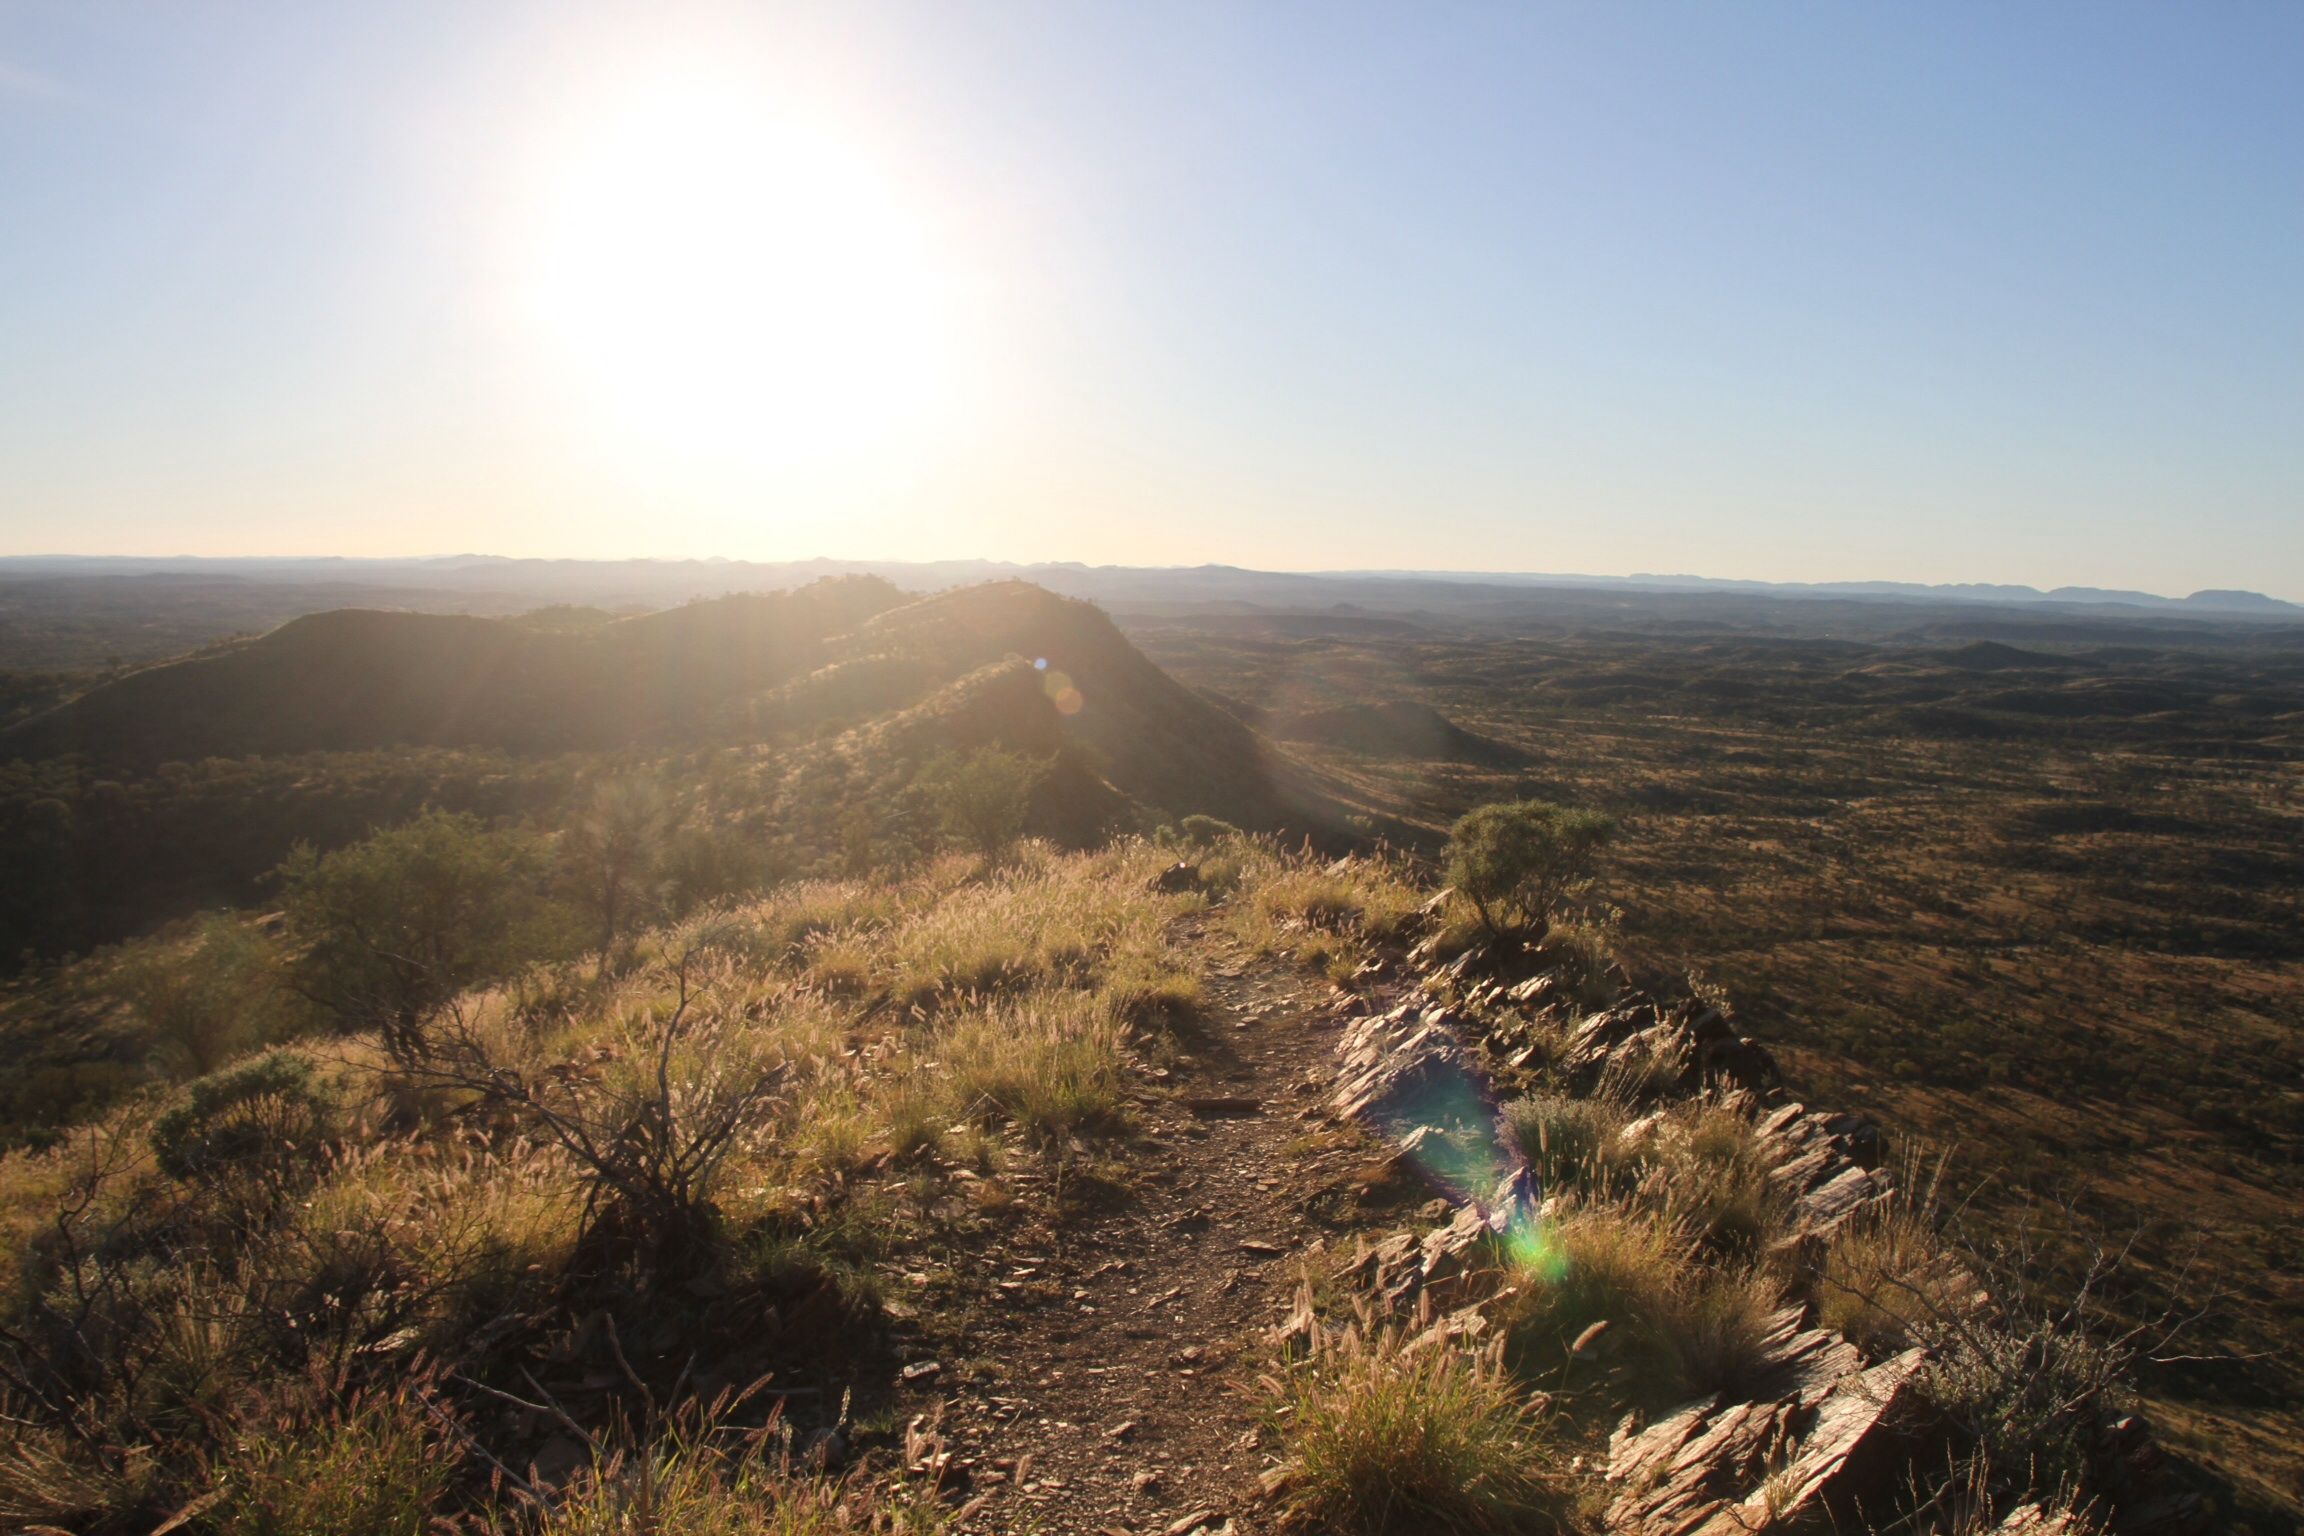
[1445, 798, 1616, 939]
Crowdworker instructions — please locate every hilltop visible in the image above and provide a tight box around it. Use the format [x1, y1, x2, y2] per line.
[0, 576, 909, 763]
[1270, 699, 1526, 766]
[5, 559, 2300, 676]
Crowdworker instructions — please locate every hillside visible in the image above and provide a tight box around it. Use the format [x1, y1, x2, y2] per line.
[1129, 604, 2304, 1521]
[0, 579, 1344, 834]
[0, 581, 1362, 966]
[0, 577, 909, 764]
[0, 835, 2230, 1534]
[843, 582, 1348, 832]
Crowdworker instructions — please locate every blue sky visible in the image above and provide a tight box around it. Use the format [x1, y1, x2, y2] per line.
[2, 2, 2299, 595]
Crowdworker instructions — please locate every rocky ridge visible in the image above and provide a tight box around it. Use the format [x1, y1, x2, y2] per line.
[1291, 916, 2212, 1535]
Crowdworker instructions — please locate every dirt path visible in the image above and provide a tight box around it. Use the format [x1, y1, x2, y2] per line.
[900, 922, 1408, 1535]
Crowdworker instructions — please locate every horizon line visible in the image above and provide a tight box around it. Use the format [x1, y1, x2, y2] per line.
[0, 550, 2297, 608]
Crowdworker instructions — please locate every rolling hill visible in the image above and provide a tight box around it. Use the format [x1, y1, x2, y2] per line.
[0, 577, 909, 763]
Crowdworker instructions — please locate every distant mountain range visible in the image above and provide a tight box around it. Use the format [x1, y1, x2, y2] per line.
[1360, 570, 2303, 614]
[5, 554, 2295, 618]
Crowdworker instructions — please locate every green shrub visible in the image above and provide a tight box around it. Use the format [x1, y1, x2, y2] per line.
[1178, 814, 1241, 848]
[114, 915, 303, 1079]
[151, 1050, 334, 1184]
[1918, 1317, 2129, 1515]
[558, 776, 672, 953]
[276, 809, 557, 1053]
[1445, 800, 1615, 938]
[916, 747, 1047, 860]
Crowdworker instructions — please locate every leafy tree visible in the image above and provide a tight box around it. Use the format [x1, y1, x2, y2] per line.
[1445, 799, 1616, 938]
[275, 810, 552, 1054]
[660, 822, 771, 916]
[558, 777, 669, 954]
[114, 914, 301, 1078]
[919, 747, 1048, 860]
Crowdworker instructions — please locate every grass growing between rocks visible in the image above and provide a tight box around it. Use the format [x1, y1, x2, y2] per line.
[1268, 1312, 1579, 1535]
[1495, 1203, 1784, 1412]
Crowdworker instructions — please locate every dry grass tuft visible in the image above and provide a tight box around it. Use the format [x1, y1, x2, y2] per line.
[1498, 1203, 1782, 1408]
[1270, 1310, 1574, 1534]
[207, 1380, 459, 1536]
[1816, 1178, 1978, 1356]
[532, 1394, 951, 1536]
[937, 995, 1130, 1149]
[1644, 1101, 1788, 1257]
[1499, 1092, 1636, 1197]
[1226, 842, 1426, 978]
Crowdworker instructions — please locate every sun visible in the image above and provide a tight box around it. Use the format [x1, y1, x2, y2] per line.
[513, 66, 964, 480]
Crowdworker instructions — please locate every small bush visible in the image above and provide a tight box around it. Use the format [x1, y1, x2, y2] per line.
[277, 809, 557, 1053]
[151, 1050, 334, 1185]
[114, 914, 303, 1079]
[1445, 800, 1615, 938]
[1918, 1318, 2129, 1514]
[558, 776, 673, 953]
[1271, 1313, 1569, 1534]
[1177, 814, 1241, 848]
[395, 935, 791, 1266]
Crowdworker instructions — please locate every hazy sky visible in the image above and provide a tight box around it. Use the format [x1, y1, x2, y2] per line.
[3, 3, 2300, 595]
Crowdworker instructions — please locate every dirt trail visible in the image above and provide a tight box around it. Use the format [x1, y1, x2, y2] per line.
[901, 922, 1405, 1535]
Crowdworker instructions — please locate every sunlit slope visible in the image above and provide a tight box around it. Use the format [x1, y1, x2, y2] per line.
[0, 575, 1353, 839]
[0, 576, 906, 763]
[840, 581, 1352, 833]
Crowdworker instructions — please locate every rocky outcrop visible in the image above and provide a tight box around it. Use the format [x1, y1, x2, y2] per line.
[1752, 1100, 1895, 1244]
[1307, 931, 2208, 1536]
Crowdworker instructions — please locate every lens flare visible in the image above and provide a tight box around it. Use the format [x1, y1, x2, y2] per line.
[1042, 667, 1084, 716]
[1356, 1009, 1557, 1280]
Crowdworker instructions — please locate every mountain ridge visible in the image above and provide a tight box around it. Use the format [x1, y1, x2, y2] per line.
[5, 554, 2297, 615]
[0, 576, 1353, 839]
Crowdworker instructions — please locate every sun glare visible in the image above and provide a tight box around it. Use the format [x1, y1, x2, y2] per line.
[513, 66, 966, 481]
